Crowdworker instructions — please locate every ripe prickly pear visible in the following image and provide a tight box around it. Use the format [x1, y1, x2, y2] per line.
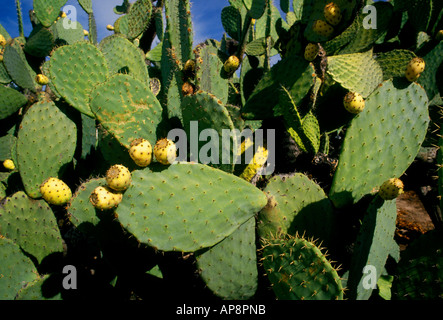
[313, 20, 334, 38]
[106, 164, 132, 191]
[3, 159, 15, 170]
[154, 138, 177, 165]
[379, 178, 404, 200]
[40, 177, 72, 206]
[343, 91, 365, 114]
[0, 34, 6, 47]
[223, 55, 240, 73]
[304, 43, 319, 61]
[35, 74, 49, 85]
[324, 2, 342, 26]
[89, 186, 123, 210]
[405, 57, 425, 82]
[182, 81, 194, 96]
[129, 138, 153, 167]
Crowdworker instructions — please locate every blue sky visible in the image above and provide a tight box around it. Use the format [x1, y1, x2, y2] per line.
[0, 0, 228, 45]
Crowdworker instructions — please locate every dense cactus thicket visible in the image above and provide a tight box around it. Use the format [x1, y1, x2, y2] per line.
[0, 0, 443, 301]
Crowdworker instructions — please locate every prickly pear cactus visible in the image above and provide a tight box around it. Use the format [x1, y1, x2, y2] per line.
[0, 0, 442, 302]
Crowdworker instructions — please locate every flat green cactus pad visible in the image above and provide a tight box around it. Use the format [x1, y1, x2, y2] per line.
[0, 237, 39, 300]
[33, 0, 68, 27]
[327, 49, 383, 98]
[90, 74, 162, 149]
[99, 34, 150, 85]
[258, 173, 335, 247]
[48, 41, 108, 117]
[329, 79, 429, 208]
[0, 85, 28, 120]
[115, 163, 267, 252]
[181, 91, 238, 173]
[261, 234, 344, 300]
[16, 101, 77, 199]
[0, 191, 64, 264]
[196, 217, 258, 300]
[346, 196, 399, 300]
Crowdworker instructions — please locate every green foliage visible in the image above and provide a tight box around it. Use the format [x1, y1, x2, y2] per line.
[0, 0, 442, 301]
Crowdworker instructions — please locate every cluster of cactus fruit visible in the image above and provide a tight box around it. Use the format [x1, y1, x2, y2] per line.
[1, 0, 443, 301]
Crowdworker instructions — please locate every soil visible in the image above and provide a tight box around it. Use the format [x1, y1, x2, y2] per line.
[395, 190, 435, 251]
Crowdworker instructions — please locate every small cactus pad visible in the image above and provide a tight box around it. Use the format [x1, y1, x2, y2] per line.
[106, 164, 132, 191]
[181, 91, 238, 172]
[153, 138, 177, 165]
[67, 178, 109, 233]
[16, 101, 77, 199]
[0, 237, 39, 300]
[260, 234, 344, 300]
[89, 186, 123, 211]
[257, 173, 335, 247]
[48, 41, 108, 117]
[196, 217, 258, 300]
[115, 163, 267, 252]
[98, 34, 150, 85]
[329, 79, 429, 208]
[0, 191, 64, 264]
[33, 0, 68, 27]
[378, 178, 404, 200]
[346, 196, 399, 300]
[40, 177, 72, 205]
[327, 50, 383, 98]
[0, 85, 28, 120]
[90, 74, 162, 149]
[129, 138, 153, 167]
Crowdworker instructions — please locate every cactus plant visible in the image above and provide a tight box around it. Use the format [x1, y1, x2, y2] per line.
[0, 0, 442, 302]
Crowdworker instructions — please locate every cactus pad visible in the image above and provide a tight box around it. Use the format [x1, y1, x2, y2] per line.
[90, 74, 162, 149]
[48, 41, 108, 117]
[0, 237, 39, 300]
[329, 79, 429, 208]
[115, 163, 267, 252]
[16, 101, 77, 198]
[0, 191, 64, 264]
[196, 217, 258, 300]
[258, 173, 335, 247]
[260, 234, 343, 300]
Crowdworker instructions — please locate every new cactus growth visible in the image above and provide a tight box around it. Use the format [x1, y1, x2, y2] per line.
[343, 91, 365, 114]
[40, 177, 72, 206]
[106, 164, 132, 191]
[405, 57, 425, 82]
[379, 178, 404, 200]
[153, 138, 177, 165]
[89, 186, 123, 210]
[129, 138, 152, 167]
